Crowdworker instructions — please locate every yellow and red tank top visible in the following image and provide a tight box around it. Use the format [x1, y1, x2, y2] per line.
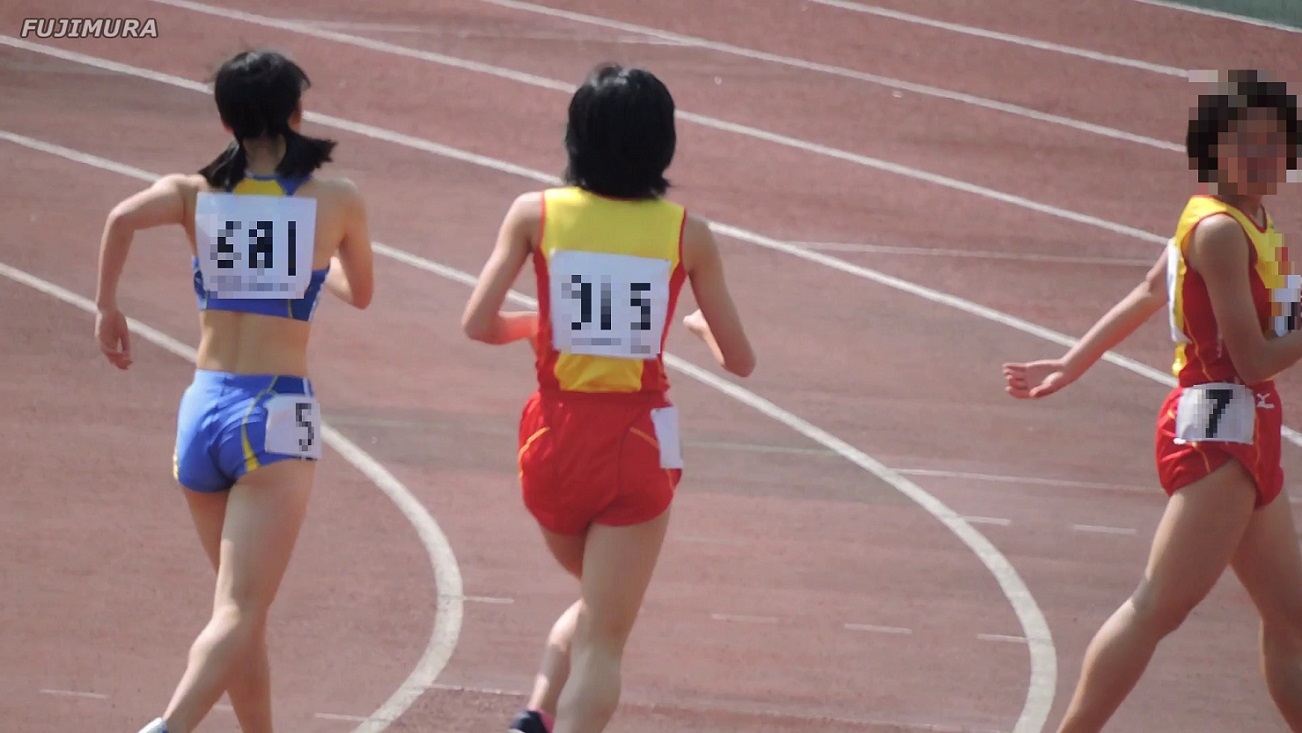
[1166, 194, 1296, 386]
[531, 187, 688, 396]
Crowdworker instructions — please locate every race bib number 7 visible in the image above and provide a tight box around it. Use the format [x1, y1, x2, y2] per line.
[195, 192, 318, 299]
[263, 394, 323, 460]
[1174, 383, 1255, 445]
[548, 249, 672, 359]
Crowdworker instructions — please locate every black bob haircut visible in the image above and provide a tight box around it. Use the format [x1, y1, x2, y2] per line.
[1186, 69, 1299, 183]
[198, 49, 337, 191]
[563, 63, 676, 200]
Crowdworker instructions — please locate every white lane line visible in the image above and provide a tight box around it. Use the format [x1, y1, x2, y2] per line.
[9, 43, 1302, 464]
[0, 130, 1057, 733]
[979, 633, 1031, 644]
[128, 2, 1174, 242]
[0, 174, 464, 733]
[962, 516, 1013, 527]
[844, 623, 913, 635]
[896, 468, 1149, 493]
[1071, 524, 1138, 536]
[289, 19, 691, 45]
[711, 613, 781, 624]
[454, 595, 514, 605]
[790, 241, 1154, 266]
[38, 689, 109, 700]
[467, 0, 1180, 152]
[804, 0, 1187, 76]
[1125, 0, 1302, 33]
[316, 712, 371, 722]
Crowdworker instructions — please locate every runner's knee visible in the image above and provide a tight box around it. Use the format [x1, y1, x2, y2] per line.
[1262, 614, 1302, 654]
[213, 589, 273, 631]
[573, 603, 637, 652]
[1129, 579, 1200, 637]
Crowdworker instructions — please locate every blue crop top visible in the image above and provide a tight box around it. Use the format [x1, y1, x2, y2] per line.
[192, 173, 330, 323]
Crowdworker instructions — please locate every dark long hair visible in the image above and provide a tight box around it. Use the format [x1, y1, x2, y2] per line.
[198, 50, 337, 191]
[1186, 69, 1298, 183]
[562, 63, 676, 199]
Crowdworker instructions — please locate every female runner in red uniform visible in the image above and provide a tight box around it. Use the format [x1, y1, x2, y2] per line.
[1004, 70, 1301, 731]
[462, 63, 755, 733]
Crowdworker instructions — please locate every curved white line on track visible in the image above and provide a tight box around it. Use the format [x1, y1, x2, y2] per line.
[8, 38, 1302, 457]
[484, 0, 1185, 78]
[465, 0, 1182, 152]
[0, 179, 463, 733]
[803, 0, 1188, 76]
[127, 1, 1173, 242]
[1125, 0, 1302, 33]
[1, 131, 1058, 733]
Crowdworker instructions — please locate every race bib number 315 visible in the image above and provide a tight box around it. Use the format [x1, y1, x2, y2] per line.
[195, 192, 318, 299]
[548, 249, 671, 359]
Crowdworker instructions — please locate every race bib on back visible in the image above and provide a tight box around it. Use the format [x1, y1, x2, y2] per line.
[548, 249, 672, 359]
[195, 192, 317, 299]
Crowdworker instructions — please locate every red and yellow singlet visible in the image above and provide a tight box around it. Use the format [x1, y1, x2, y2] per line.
[530, 186, 688, 395]
[1166, 194, 1295, 387]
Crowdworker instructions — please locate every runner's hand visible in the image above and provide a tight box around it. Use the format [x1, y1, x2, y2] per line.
[96, 308, 133, 370]
[1003, 359, 1073, 399]
[683, 309, 709, 338]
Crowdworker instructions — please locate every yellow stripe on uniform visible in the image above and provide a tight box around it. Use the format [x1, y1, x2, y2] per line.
[241, 377, 280, 473]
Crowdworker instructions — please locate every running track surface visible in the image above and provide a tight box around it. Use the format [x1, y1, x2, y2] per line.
[2, 2, 1301, 732]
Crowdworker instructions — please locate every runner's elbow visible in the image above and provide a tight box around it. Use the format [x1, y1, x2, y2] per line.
[725, 350, 756, 378]
[462, 313, 493, 342]
[350, 286, 373, 310]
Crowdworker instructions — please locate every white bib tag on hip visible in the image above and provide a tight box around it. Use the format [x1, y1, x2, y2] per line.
[1174, 382, 1254, 445]
[263, 394, 323, 460]
[548, 249, 672, 359]
[649, 406, 684, 470]
[195, 192, 318, 299]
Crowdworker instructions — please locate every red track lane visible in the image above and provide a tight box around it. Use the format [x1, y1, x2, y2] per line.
[3, 1, 1302, 731]
[0, 55, 1037, 733]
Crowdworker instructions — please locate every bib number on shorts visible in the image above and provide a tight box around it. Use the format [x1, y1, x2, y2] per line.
[649, 406, 684, 470]
[548, 249, 671, 359]
[263, 394, 322, 460]
[1174, 383, 1254, 445]
[195, 192, 318, 299]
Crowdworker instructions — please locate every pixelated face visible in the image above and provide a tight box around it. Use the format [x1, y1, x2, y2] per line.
[1215, 107, 1291, 196]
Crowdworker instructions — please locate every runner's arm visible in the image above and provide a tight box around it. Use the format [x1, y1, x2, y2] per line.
[95, 174, 188, 312]
[681, 216, 755, 377]
[326, 179, 374, 309]
[462, 193, 541, 345]
[1191, 215, 1302, 383]
[1055, 246, 1169, 380]
[1004, 247, 1167, 398]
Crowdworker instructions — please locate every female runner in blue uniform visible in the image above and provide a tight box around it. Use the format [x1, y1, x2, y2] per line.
[93, 50, 375, 733]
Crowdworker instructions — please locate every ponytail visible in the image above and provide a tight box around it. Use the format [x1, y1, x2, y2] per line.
[277, 122, 336, 179]
[198, 138, 248, 191]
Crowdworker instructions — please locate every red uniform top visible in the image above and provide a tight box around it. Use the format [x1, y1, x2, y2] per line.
[530, 187, 689, 397]
[1166, 194, 1294, 387]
